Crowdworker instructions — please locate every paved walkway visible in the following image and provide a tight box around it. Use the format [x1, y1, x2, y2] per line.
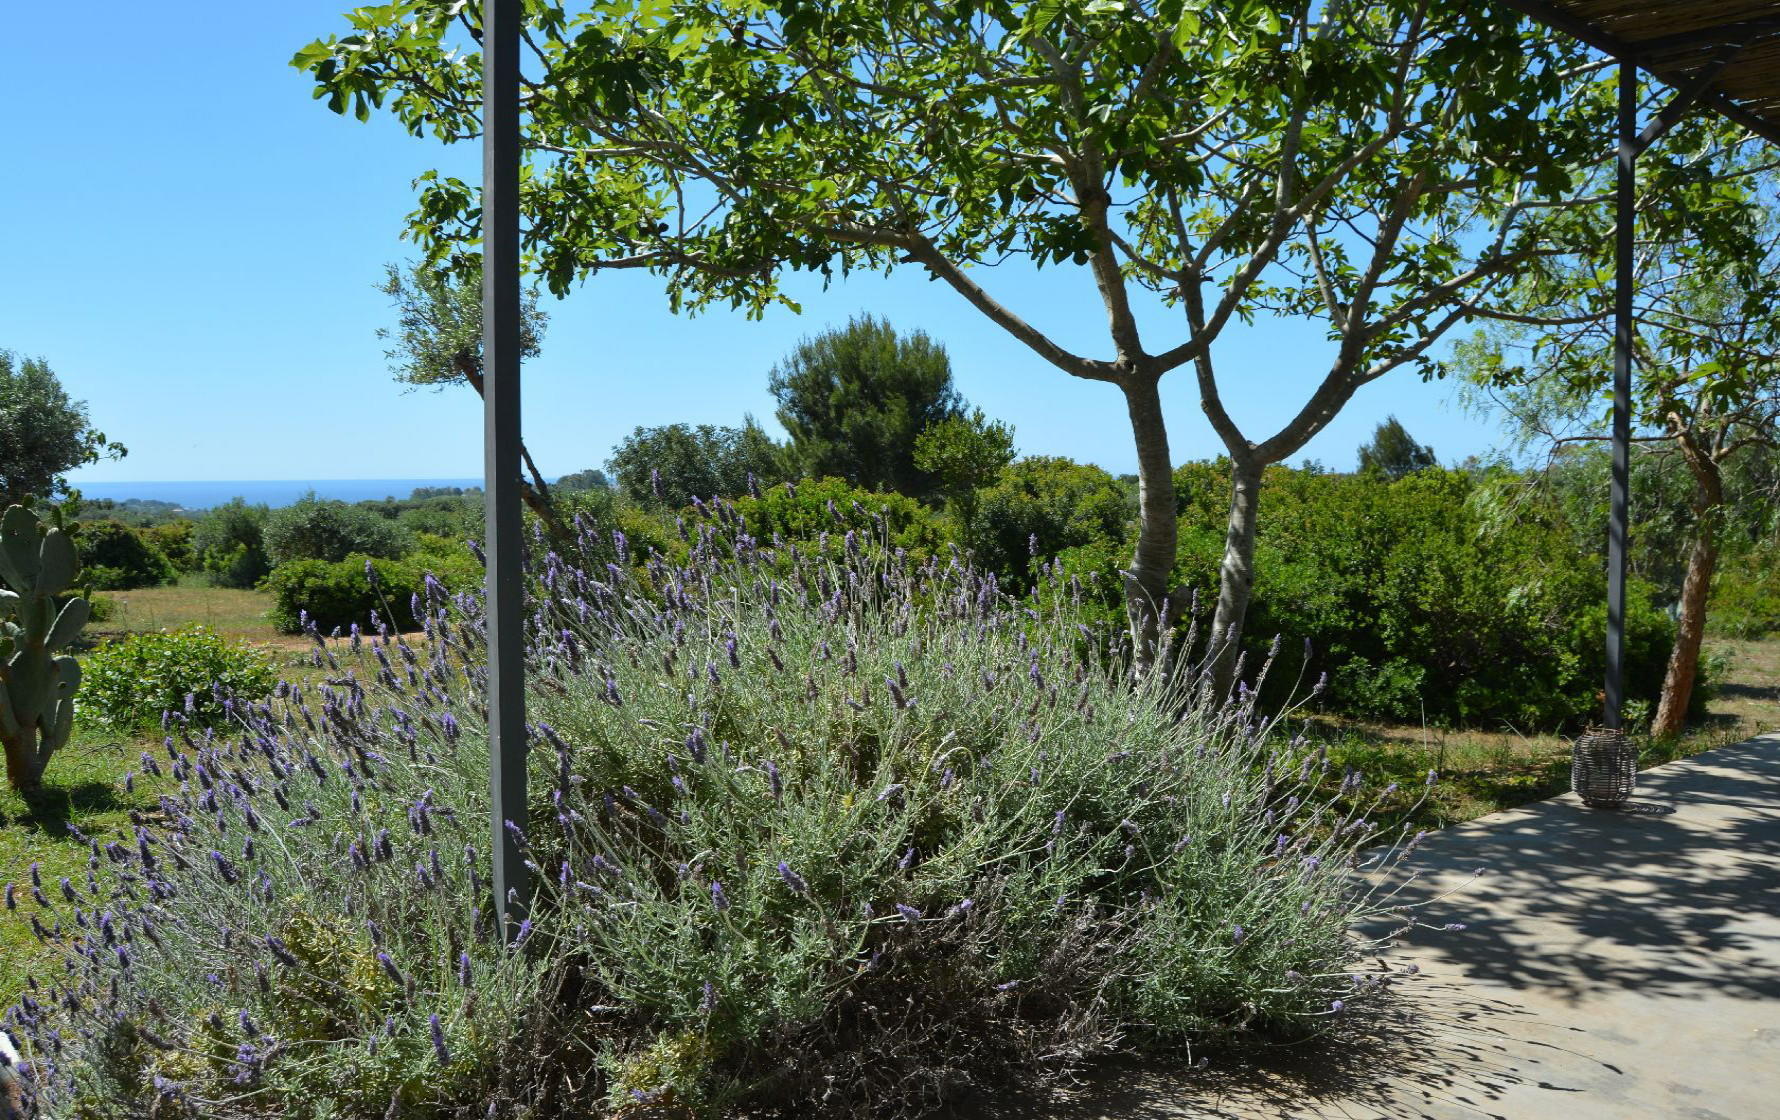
[980, 732, 1780, 1120]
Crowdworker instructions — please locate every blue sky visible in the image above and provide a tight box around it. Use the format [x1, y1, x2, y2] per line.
[3, 1, 1501, 487]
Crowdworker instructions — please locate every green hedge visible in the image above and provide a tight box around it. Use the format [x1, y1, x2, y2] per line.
[75, 519, 176, 590]
[265, 538, 480, 634]
[1167, 464, 1677, 729]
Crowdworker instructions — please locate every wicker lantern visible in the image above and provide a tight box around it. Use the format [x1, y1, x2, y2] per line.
[1572, 727, 1637, 808]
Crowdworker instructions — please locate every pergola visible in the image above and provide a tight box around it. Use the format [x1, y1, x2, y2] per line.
[472, 0, 1780, 927]
[1495, 0, 1780, 731]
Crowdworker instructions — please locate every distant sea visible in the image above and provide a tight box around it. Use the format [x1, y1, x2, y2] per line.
[76, 479, 486, 511]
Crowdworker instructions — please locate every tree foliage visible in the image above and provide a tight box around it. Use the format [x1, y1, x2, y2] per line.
[606, 420, 786, 509]
[295, 0, 1678, 675]
[913, 408, 1017, 523]
[769, 317, 962, 500]
[1357, 416, 1436, 480]
[263, 494, 414, 568]
[1455, 120, 1780, 734]
[964, 456, 1128, 586]
[0, 350, 125, 508]
[191, 498, 273, 589]
[378, 262, 546, 390]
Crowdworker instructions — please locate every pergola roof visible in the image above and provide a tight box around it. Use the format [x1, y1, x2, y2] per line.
[1499, 0, 1780, 143]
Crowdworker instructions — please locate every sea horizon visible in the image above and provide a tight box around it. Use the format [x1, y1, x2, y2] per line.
[72, 478, 488, 511]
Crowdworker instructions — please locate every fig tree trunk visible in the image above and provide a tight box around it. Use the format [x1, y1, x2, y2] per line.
[1121, 376, 1179, 672]
[1209, 456, 1266, 695]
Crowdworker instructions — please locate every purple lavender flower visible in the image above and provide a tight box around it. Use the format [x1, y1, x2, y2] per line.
[376, 952, 404, 987]
[209, 851, 240, 885]
[430, 1013, 451, 1065]
[265, 936, 299, 968]
[895, 903, 922, 925]
[700, 980, 718, 1013]
[777, 862, 809, 895]
[710, 880, 731, 911]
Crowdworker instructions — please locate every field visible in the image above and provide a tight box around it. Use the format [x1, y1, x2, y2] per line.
[2, 582, 1775, 1009]
[90, 581, 304, 648]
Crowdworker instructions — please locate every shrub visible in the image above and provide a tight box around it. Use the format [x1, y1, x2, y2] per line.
[8, 502, 1438, 1119]
[1710, 548, 1780, 638]
[140, 520, 198, 572]
[729, 475, 945, 561]
[1167, 463, 1676, 728]
[553, 486, 673, 569]
[963, 456, 1129, 586]
[265, 542, 480, 635]
[74, 519, 175, 590]
[607, 420, 788, 509]
[191, 498, 272, 588]
[77, 626, 277, 733]
[263, 494, 413, 567]
[396, 494, 483, 540]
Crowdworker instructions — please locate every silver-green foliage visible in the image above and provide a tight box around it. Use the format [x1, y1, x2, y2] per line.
[0, 504, 88, 792]
[7, 504, 1441, 1118]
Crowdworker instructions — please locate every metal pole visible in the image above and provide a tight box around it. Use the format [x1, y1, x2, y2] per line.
[1605, 61, 1635, 730]
[482, 0, 528, 938]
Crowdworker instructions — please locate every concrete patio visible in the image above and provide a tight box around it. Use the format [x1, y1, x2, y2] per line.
[979, 731, 1780, 1120]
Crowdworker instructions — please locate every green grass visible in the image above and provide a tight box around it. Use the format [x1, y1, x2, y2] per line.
[89, 583, 285, 644]
[0, 726, 169, 1008]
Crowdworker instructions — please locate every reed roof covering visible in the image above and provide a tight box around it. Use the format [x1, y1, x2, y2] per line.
[1498, 0, 1780, 143]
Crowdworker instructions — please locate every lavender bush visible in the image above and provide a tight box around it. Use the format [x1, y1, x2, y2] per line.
[3, 501, 1433, 1118]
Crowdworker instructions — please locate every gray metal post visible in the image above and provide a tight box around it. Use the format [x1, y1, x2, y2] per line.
[1605, 61, 1635, 730]
[482, 0, 528, 937]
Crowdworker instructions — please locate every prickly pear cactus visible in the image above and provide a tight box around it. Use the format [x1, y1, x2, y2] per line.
[0, 504, 89, 792]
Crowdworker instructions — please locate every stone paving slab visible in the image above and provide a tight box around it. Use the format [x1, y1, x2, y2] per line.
[975, 732, 1780, 1120]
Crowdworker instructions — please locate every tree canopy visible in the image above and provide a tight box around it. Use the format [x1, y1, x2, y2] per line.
[914, 407, 1017, 523]
[606, 419, 786, 508]
[297, 0, 1731, 674]
[1357, 416, 1436, 480]
[0, 350, 125, 508]
[769, 317, 961, 500]
[1454, 119, 1780, 735]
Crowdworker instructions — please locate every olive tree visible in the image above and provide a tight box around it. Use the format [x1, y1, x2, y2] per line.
[377, 262, 570, 541]
[0, 351, 125, 509]
[299, 0, 1613, 677]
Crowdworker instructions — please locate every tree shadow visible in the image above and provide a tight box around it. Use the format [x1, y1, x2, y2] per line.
[0, 782, 130, 839]
[1715, 680, 1780, 704]
[1364, 734, 1780, 1006]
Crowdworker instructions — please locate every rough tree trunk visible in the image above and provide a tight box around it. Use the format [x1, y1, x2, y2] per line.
[1209, 455, 1265, 696]
[1121, 376, 1179, 671]
[1652, 525, 1719, 739]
